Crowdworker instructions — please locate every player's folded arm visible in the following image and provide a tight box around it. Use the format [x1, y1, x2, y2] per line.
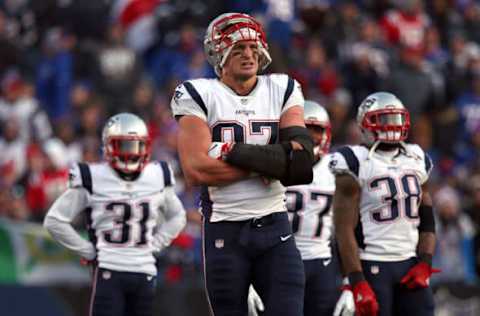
[225, 126, 314, 186]
[180, 123, 249, 186]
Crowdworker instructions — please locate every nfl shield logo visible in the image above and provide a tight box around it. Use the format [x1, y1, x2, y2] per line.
[102, 271, 111, 280]
[371, 265, 380, 275]
[215, 239, 224, 249]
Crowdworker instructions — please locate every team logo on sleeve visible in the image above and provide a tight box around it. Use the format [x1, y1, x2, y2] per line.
[173, 86, 184, 104]
[328, 159, 338, 169]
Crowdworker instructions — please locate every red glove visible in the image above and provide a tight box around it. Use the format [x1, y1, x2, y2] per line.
[208, 142, 234, 161]
[219, 142, 233, 160]
[352, 280, 379, 316]
[400, 262, 440, 289]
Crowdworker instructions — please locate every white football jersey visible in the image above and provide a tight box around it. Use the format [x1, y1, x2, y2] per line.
[171, 74, 304, 222]
[329, 144, 433, 262]
[56, 161, 175, 275]
[286, 154, 335, 260]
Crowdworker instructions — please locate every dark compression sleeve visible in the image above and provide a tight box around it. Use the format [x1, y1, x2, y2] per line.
[225, 126, 314, 185]
[418, 204, 435, 233]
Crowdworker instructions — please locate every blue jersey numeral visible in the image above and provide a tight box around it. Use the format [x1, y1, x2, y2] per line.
[103, 202, 151, 246]
[369, 174, 421, 223]
[212, 120, 279, 144]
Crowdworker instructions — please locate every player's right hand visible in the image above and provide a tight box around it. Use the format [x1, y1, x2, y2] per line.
[247, 285, 264, 316]
[352, 280, 378, 316]
[333, 284, 355, 316]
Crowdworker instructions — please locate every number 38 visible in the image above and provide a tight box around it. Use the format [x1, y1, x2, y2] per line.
[369, 174, 422, 223]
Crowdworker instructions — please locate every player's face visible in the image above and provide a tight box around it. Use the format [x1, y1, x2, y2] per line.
[107, 138, 150, 174]
[307, 125, 326, 147]
[222, 40, 259, 81]
[307, 124, 329, 159]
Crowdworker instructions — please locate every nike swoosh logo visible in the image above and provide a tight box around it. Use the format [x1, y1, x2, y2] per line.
[323, 259, 331, 266]
[280, 234, 292, 242]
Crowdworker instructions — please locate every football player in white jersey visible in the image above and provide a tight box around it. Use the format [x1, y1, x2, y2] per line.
[247, 101, 355, 316]
[330, 92, 439, 316]
[171, 12, 314, 316]
[44, 113, 186, 316]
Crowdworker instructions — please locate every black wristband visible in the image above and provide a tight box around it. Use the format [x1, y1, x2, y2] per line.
[418, 253, 433, 266]
[348, 271, 365, 287]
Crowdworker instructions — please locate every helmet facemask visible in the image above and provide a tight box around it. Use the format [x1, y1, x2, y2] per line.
[105, 136, 151, 174]
[204, 13, 271, 76]
[361, 108, 410, 144]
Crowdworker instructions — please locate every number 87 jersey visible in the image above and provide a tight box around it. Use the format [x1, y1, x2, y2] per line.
[286, 154, 336, 260]
[329, 144, 433, 262]
[171, 74, 304, 222]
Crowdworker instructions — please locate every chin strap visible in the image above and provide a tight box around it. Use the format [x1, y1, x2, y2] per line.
[368, 140, 421, 162]
[114, 168, 141, 181]
[399, 141, 422, 160]
[367, 141, 380, 160]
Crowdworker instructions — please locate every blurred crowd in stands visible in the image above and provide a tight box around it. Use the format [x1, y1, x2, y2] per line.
[1, 0, 480, 298]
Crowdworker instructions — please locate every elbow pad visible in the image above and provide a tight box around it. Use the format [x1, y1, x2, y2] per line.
[226, 142, 290, 179]
[279, 126, 314, 158]
[279, 126, 314, 186]
[225, 126, 314, 185]
[418, 204, 435, 233]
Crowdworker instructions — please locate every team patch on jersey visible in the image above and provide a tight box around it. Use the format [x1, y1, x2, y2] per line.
[215, 239, 224, 249]
[235, 109, 255, 116]
[102, 270, 112, 280]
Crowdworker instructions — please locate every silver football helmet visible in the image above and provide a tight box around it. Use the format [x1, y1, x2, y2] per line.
[102, 113, 151, 173]
[357, 92, 410, 146]
[304, 100, 331, 156]
[204, 12, 272, 77]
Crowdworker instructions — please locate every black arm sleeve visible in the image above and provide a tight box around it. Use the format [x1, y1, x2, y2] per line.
[418, 204, 435, 233]
[225, 142, 290, 179]
[225, 126, 314, 185]
[279, 126, 314, 186]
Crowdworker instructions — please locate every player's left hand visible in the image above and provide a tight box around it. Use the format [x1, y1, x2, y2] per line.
[247, 285, 264, 316]
[352, 280, 378, 316]
[400, 262, 440, 289]
[333, 284, 355, 316]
